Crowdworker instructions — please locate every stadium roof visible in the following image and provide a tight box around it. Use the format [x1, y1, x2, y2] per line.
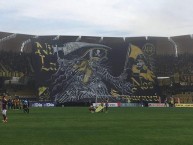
[0, 31, 193, 55]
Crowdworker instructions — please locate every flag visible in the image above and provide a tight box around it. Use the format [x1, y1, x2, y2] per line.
[128, 44, 143, 59]
[128, 44, 155, 82]
[38, 86, 47, 96]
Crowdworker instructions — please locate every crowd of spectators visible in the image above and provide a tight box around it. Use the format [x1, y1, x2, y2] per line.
[1, 51, 193, 82]
[1, 50, 193, 103]
[0, 51, 33, 75]
[156, 54, 193, 77]
[155, 55, 177, 76]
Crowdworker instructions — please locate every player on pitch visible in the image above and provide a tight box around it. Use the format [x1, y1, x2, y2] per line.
[1, 95, 8, 123]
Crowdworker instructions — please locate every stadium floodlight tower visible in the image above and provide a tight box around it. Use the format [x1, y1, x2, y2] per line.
[20, 39, 31, 52]
[190, 34, 193, 39]
[168, 37, 178, 57]
[76, 36, 81, 42]
[53, 35, 60, 40]
[21, 35, 39, 52]
[0, 33, 16, 43]
[99, 37, 103, 43]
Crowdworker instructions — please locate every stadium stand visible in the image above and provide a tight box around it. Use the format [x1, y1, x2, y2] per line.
[0, 31, 193, 104]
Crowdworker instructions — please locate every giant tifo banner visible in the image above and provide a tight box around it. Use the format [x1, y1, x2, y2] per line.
[31, 36, 158, 103]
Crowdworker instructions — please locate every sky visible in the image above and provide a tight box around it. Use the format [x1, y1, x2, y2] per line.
[0, 0, 193, 37]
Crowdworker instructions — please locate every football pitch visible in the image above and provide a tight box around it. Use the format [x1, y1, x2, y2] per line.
[1, 107, 193, 145]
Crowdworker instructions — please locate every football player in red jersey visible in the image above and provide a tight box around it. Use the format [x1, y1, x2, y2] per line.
[1, 95, 8, 123]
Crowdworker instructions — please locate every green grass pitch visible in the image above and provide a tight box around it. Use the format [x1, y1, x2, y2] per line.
[1, 107, 193, 145]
